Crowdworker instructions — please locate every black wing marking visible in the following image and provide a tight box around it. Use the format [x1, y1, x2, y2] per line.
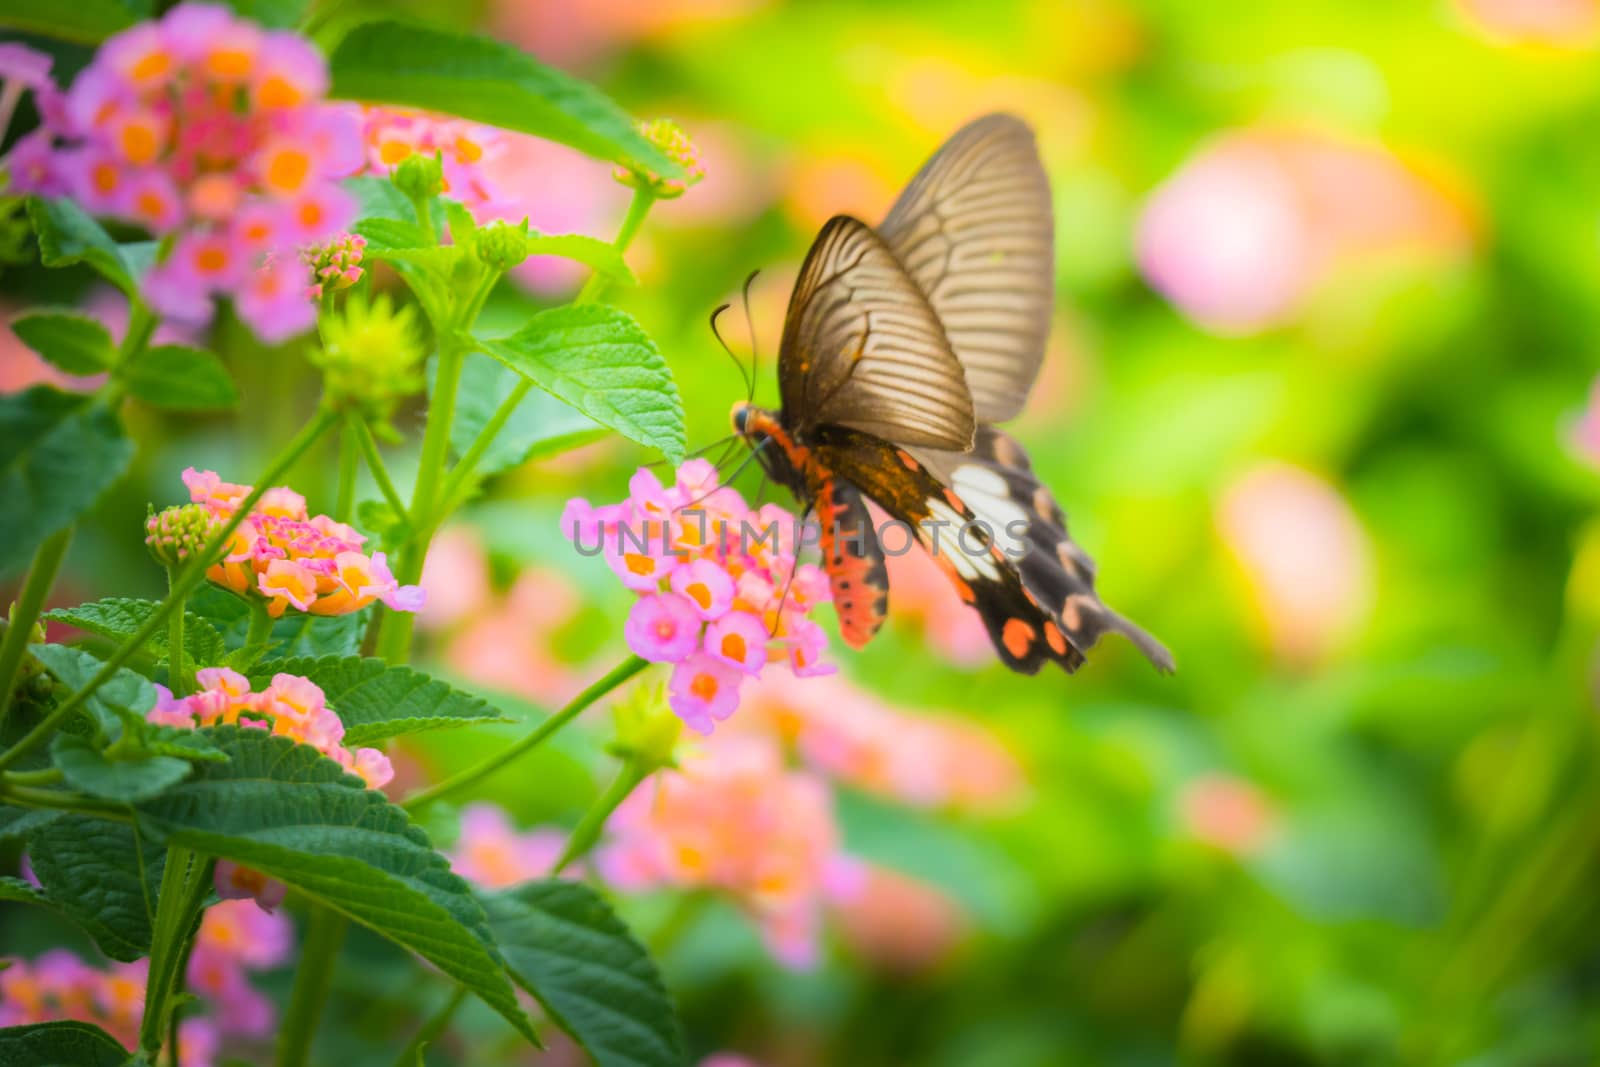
[778, 215, 975, 451]
[911, 427, 1174, 672]
[878, 114, 1055, 424]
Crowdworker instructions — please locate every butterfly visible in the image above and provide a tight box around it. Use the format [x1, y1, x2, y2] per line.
[730, 113, 1172, 675]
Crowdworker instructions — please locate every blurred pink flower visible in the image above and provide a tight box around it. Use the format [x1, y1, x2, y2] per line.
[742, 672, 1026, 813]
[489, 0, 768, 66]
[446, 566, 585, 705]
[16, 3, 361, 342]
[214, 859, 286, 912]
[1571, 374, 1600, 465]
[186, 899, 292, 1037]
[1178, 774, 1277, 855]
[417, 524, 493, 631]
[1217, 462, 1374, 663]
[699, 1057, 766, 1067]
[1137, 128, 1471, 334]
[448, 803, 566, 888]
[1457, 0, 1599, 46]
[831, 865, 967, 973]
[599, 734, 851, 968]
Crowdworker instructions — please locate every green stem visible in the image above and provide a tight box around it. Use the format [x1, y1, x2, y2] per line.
[165, 566, 189, 699]
[246, 600, 274, 651]
[0, 406, 340, 773]
[404, 655, 649, 812]
[336, 418, 359, 523]
[275, 906, 347, 1067]
[440, 187, 658, 513]
[371, 335, 467, 665]
[575, 188, 655, 306]
[553, 756, 647, 874]
[140, 845, 210, 1057]
[0, 783, 131, 819]
[351, 413, 407, 518]
[3, 767, 62, 786]
[0, 525, 72, 726]
[390, 985, 467, 1067]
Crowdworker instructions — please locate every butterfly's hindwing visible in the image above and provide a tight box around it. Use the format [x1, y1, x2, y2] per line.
[913, 429, 1175, 673]
[810, 475, 889, 650]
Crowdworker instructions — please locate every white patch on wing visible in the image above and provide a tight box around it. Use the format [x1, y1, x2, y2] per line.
[921, 498, 998, 580]
[952, 464, 1030, 560]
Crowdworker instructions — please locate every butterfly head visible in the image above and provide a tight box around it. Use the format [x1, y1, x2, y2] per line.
[731, 401, 806, 493]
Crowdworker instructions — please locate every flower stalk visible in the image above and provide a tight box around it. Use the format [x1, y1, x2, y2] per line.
[0, 524, 71, 727]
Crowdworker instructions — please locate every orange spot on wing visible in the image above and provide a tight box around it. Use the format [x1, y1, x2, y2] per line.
[1002, 618, 1036, 660]
[1044, 622, 1068, 656]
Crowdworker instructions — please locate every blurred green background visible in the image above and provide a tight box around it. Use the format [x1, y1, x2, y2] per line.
[9, 0, 1600, 1064]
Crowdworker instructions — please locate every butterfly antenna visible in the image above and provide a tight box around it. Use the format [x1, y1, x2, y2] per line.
[677, 437, 768, 512]
[709, 303, 754, 399]
[740, 269, 761, 402]
[641, 433, 739, 470]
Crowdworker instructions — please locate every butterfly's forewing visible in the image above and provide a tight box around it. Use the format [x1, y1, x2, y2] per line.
[911, 429, 1174, 672]
[778, 215, 975, 451]
[878, 114, 1055, 424]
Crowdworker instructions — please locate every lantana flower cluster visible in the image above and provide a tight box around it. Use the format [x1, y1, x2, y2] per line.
[8, 3, 363, 341]
[447, 803, 568, 889]
[0, 899, 289, 1065]
[615, 118, 706, 199]
[600, 734, 859, 968]
[150, 666, 393, 788]
[563, 460, 834, 735]
[178, 467, 424, 618]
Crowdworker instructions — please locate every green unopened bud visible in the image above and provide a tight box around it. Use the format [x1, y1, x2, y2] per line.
[394, 153, 444, 203]
[475, 219, 531, 272]
[310, 293, 426, 434]
[608, 682, 681, 773]
[614, 118, 705, 200]
[145, 503, 221, 569]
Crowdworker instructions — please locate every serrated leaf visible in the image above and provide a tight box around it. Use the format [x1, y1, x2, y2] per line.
[328, 22, 681, 179]
[480, 305, 684, 462]
[11, 310, 116, 374]
[0, 806, 59, 841]
[354, 216, 431, 252]
[524, 234, 636, 285]
[25, 197, 136, 293]
[245, 656, 510, 745]
[136, 727, 537, 1042]
[44, 597, 228, 669]
[140, 726, 227, 763]
[51, 734, 191, 802]
[0, 1020, 132, 1067]
[27, 815, 165, 962]
[124, 345, 238, 411]
[449, 353, 607, 480]
[485, 881, 686, 1067]
[28, 643, 157, 735]
[0, 387, 133, 575]
[188, 585, 368, 662]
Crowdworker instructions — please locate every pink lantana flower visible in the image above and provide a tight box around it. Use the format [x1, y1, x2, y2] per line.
[174, 467, 423, 618]
[447, 803, 570, 888]
[13, 3, 362, 342]
[564, 459, 834, 734]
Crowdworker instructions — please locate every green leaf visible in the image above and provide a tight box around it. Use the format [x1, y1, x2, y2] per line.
[188, 585, 369, 662]
[0, 875, 48, 905]
[480, 305, 685, 462]
[0, 387, 134, 575]
[44, 597, 228, 669]
[0, 1020, 132, 1067]
[51, 734, 192, 802]
[11, 310, 116, 374]
[0, 806, 58, 841]
[354, 216, 431, 252]
[124, 345, 239, 411]
[450, 353, 607, 479]
[27, 815, 165, 962]
[485, 880, 686, 1067]
[29, 643, 157, 735]
[245, 656, 511, 745]
[25, 197, 136, 293]
[136, 727, 537, 1043]
[328, 22, 681, 179]
[524, 234, 637, 285]
[356, 498, 409, 551]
